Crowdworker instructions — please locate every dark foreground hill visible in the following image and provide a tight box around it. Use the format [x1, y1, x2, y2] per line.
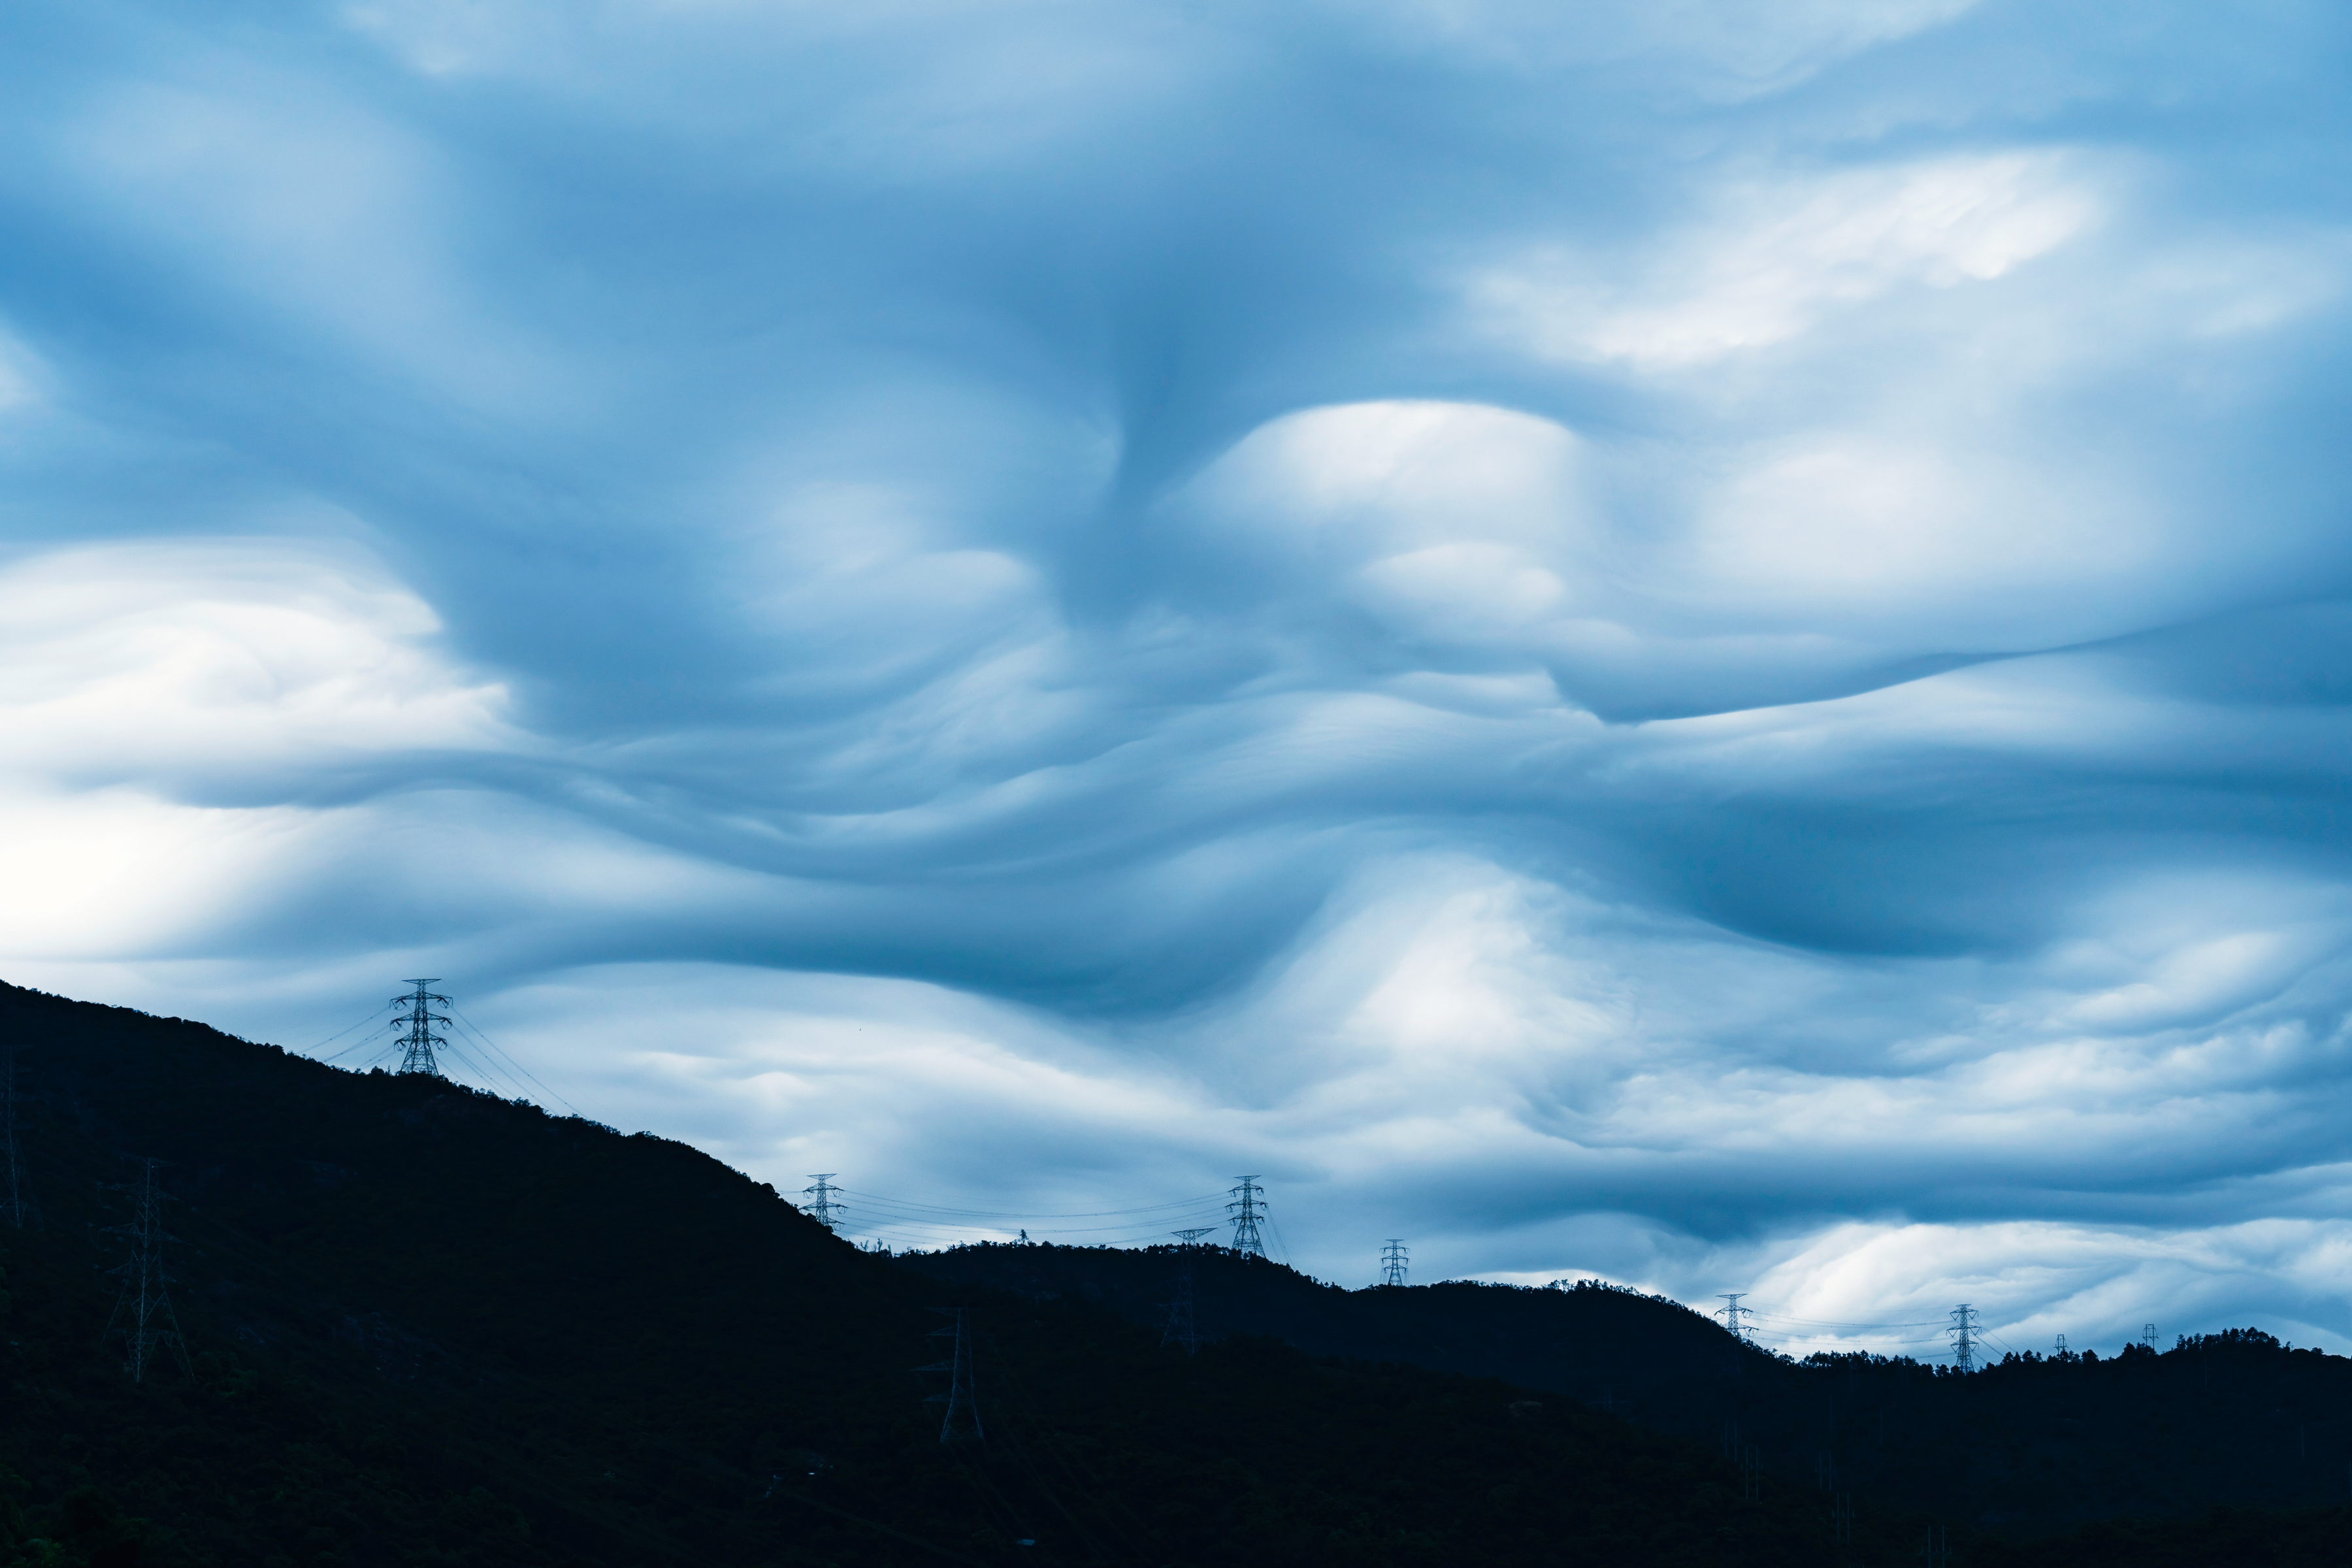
[0, 979, 1855, 1568]
[1, 979, 2345, 1568]
[900, 1237, 2352, 1550]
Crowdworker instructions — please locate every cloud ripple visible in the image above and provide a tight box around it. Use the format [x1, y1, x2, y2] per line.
[2, 0, 2350, 1355]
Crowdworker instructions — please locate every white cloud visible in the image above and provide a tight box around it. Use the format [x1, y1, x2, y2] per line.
[1666, 433, 2161, 644]
[1732, 1217, 2352, 1357]
[1335, 0, 1980, 95]
[1165, 393, 2172, 694]
[7, 0, 2352, 1350]
[0, 787, 322, 958]
[0, 538, 516, 785]
[1475, 153, 2099, 369]
[1175, 400, 1600, 564]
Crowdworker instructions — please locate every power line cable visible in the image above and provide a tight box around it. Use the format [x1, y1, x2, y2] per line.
[325, 1024, 413, 1070]
[851, 1212, 1228, 1245]
[449, 1005, 583, 1116]
[441, 1017, 525, 1092]
[1760, 1333, 1948, 1346]
[845, 1198, 1223, 1226]
[836, 1188, 1226, 1220]
[850, 1203, 1218, 1225]
[316, 1036, 387, 1067]
[1750, 1311, 1950, 1330]
[1750, 1335, 1947, 1345]
[301, 1006, 397, 1053]
[1266, 1211, 1295, 1268]
[843, 1209, 1229, 1246]
[433, 1037, 521, 1098]
[302, 1000, 397, 1058]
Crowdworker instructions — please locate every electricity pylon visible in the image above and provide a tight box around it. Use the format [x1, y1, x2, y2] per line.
[390, 980, 451, 1076]
[802, 1174, 843, 1230]
[1226, 1175, 1267, 1259]
[1380, 1239, 1408, 1288]
[919, 1308, 984, 1443]
[1948, 1304, 1980, 1374]
[1717, 1292, 1752, 1341]
[1171, 1226, 1217, 1248]
[103, 1158, 190, 1382]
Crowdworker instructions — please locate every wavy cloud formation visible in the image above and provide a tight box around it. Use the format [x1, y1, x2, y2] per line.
[3, 0, 2349, 1357]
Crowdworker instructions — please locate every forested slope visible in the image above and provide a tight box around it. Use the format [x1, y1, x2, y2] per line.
[0, 980, 1840, 1568]
[902, 1237, 2352, 1546]
[3, 977, 2344, 1568]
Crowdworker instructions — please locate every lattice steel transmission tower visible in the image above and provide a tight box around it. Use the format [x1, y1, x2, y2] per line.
[1171, 1226, 1217, 1248]
[1380, 1239, 1408, 1288]
[2, 1037, 30, 1229]
[1226, 1175, 1267, 1259]
[1717, 1292, 1752, 1341]
[919, 1308, 984, 1443]
[2141, 1322, 2158, 1352]
[390, 979, 451, 1076]
[1948, 1303, 1980, 1374]
[802, 1174, 843, 1231]
[104, 1158, 190, 1382]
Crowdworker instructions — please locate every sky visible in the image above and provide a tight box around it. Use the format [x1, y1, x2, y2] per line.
[3, 0, 2351, 1362]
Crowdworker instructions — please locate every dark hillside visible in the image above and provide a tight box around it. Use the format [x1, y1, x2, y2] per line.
[901, 1240, 2352, 1547]
[0, 979, 1857, 1568]
[7, 976, 2345, 1567]
[896, 1241, 1757, 1437]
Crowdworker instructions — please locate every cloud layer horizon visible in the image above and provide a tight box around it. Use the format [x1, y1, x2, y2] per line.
[5, 0, 2351, 1360]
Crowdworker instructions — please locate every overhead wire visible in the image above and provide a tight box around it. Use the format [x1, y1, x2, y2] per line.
[830, 1179, 1281, 1258]
[834, 1188, 1226, 1220]
[448, 1004, 582, 1116]
[849, 1213, 1230, 1252]
[323, 1020, 410, 1069]
[853, 1203, 1228, 1236]
[847, 1201, 1226, 1234]
[1746, 1326, 1947, 1341]
[433, 1036, 525, 1100]
[314, 998, 573, 1114]
[1265, 1211, 1296, 1268]
[840, 1200, 1230, 1249]
[1977, 1327, 2024, 1361]
[317, 1035, 388, 1068]
[308, 1000, 399, 1062]
[1742, 1306, 1967, 1361]
[1749, 1311, 1950, 1330]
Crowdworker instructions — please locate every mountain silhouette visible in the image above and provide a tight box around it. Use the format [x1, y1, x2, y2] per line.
[1, 978, 2344, 1567]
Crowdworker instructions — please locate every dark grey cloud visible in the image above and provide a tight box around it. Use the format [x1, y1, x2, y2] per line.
[3, 0, 2351, 1356]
